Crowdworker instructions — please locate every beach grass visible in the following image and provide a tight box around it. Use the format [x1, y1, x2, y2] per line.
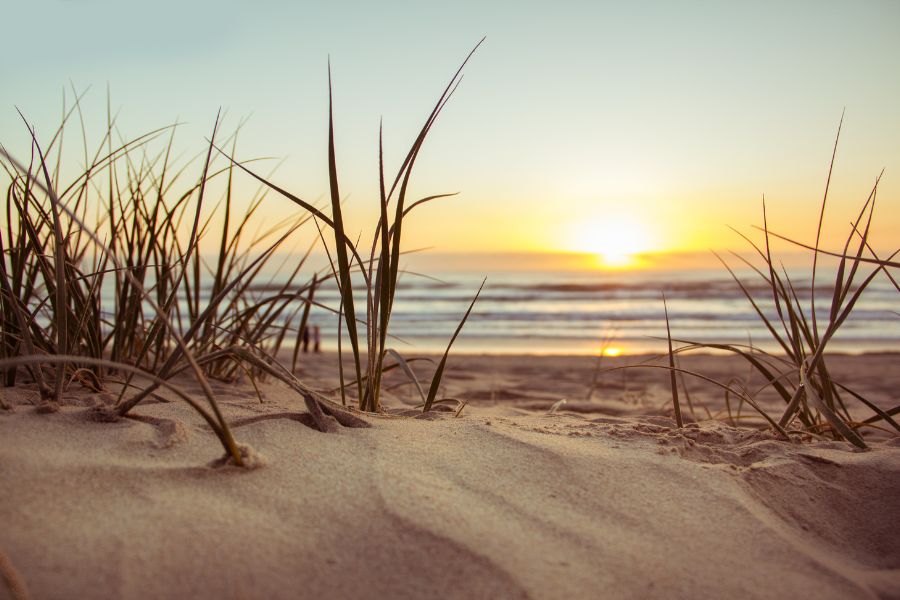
[636, 122, 899, 446]
[3, 43, 895, 463]
[215, 39, 486, 413]
[0, 42, 487, 465]
[0, 99, 328, 464]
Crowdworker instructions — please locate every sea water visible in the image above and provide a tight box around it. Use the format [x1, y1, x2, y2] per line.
[296, 266, 899, 356]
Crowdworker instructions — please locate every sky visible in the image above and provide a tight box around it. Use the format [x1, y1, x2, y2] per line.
[2, 0, 899, 270]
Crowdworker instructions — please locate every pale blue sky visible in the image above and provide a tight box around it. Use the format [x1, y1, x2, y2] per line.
[2, 0, 899, 261]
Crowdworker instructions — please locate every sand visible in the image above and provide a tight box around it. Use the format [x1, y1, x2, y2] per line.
[1, 352, 899, 599]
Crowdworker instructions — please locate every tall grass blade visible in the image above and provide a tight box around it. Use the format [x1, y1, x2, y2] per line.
[662, 294, 683, 428]
[423, 278, 485, 412]
[811, 112, 843, 344]
[325, 63, 364, 407]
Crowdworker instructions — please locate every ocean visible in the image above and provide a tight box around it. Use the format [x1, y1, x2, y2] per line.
[298, 265, 900, 356]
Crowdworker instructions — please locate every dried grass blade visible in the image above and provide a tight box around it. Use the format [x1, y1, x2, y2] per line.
[423, 278, 484, 412]
[325, 64, 363, 406]
[663, 294, 683, 428]
[802, 368, 867, 449]
[385, 348, 426, 404]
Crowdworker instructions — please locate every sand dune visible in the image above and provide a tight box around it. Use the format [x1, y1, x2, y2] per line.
[1, 353, 899, 599]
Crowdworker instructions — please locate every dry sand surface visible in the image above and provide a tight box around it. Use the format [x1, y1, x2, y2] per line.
[1, 352, 899, 599]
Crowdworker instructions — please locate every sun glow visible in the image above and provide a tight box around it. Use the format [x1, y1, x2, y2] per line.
[568, 215, 655, 269]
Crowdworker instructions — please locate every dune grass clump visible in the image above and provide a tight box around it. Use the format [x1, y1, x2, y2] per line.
[0, 108, 323, 387]
[219, 40, 486, 413]
[0, 100, 336, 464]
[0, 43, 487, 464]
[651, 124, 899, 447]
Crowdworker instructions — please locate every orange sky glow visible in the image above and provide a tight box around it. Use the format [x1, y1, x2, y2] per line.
[2, 1, 898, 273]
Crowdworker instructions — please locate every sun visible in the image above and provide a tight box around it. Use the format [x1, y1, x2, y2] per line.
[568, 215, 654, 269]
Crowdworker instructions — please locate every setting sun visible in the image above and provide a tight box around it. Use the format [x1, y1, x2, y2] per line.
[568, 215, 655, 268]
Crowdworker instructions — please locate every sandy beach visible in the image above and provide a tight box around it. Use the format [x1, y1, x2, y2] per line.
[3, 2, 899, 597]
[2, 352, 898, 599]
